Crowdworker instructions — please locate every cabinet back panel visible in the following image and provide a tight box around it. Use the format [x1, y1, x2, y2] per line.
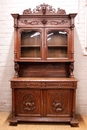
[48, 47, 67, 58]
[21, 47, 40, 58]
[19, 62, 69, 77]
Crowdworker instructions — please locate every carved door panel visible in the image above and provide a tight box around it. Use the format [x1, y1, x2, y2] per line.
[15, 89, 43, 117]
[44, 89, 73, 117]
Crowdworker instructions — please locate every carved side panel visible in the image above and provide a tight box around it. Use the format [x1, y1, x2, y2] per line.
[46, 90, 72, 116]
[15, 89, 42, 116]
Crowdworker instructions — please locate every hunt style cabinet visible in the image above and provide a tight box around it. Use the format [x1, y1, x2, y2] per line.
[10, 4, 78, 126]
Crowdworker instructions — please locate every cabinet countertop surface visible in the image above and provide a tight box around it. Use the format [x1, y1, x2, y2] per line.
[10, 77, 78, 82]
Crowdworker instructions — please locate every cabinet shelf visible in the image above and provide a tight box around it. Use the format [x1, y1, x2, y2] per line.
[21, 45, 40, 47]
[48, 45, 67, 47]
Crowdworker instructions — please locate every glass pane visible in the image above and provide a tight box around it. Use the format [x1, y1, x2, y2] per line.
[47, 30, 68, 58]
[21, 30, 41, 58]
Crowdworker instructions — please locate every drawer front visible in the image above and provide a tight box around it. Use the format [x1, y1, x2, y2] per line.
[12, 81, 45, 88]
[12, 81, 74, 89]
[46, 82, 74, 89]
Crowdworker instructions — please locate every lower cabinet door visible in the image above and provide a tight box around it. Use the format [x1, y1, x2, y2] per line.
[44, 89, 73, 117]
[15, 89, 43, 117]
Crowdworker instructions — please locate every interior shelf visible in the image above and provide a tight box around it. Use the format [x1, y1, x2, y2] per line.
[48, 45, 67, 47]
[21, 45, 40, 47]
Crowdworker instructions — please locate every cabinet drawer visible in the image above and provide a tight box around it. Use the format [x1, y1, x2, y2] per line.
[12, 82, 42, 88]
[46, 82, 74, 89]
[12, 81, 74, 89]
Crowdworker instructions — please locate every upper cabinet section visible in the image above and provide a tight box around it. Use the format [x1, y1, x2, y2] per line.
[11, 3, 77, 62]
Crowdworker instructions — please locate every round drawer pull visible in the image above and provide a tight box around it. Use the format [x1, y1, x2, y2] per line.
[58, 84, 61, 88]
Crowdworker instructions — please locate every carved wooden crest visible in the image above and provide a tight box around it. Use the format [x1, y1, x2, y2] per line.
[23, 3, 66, 15]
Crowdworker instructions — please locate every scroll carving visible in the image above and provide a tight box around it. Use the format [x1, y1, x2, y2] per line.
[51, 92, 68, 113]
[23, 3, 66, 15]
[52, 102, 62, 112]
[69, 62, 74, 78]
[23, 8, 32, 15]
[22, 93, 36, 111]
[19, 20, 41, 25]
[14, 62, 19, 77]
[23, 101, 36, 111]
[57, 8, 66, 14]
[47, 20, 68, 25]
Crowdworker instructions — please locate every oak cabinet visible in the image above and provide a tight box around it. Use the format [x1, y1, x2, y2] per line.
[10, 4, 78, 126]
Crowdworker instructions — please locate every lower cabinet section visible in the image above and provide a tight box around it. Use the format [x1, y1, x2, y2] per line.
[15, 89, 72, 117]
[10, 79, 78, 126]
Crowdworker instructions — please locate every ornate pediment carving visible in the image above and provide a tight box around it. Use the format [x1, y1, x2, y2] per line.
[23, 3, 66, 15]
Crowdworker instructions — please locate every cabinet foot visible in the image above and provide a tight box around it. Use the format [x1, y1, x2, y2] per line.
[70, 118, 79, 127]
[9, 118, 18, 126]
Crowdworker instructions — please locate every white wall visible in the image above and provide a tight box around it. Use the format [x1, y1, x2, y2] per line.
[0, 0, 87, 114]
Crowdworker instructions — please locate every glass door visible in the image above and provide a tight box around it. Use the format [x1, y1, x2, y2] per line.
[46, 30, 68, 59]
[20, 30, 42, 59]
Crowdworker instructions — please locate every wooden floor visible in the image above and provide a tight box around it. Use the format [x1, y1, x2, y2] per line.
[0, 112, 87, 130]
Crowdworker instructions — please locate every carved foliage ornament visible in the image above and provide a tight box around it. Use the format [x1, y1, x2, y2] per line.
[51, 92, 68, 113]
[47, 20, 68, 25]
[20, 19, 68, 25]
[23, 3, 66, 15]
[20, 20, 41, 25]
[22, 93, 36, 112]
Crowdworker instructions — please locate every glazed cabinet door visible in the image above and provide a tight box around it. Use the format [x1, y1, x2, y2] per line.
[45, 28, 72, 61]
[15, 89, 43, 117]
[17, 28, 44, 61]
[44, 89, 73, 117]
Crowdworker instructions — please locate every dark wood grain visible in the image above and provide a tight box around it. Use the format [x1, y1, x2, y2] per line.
[10, 4, 78, 126]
